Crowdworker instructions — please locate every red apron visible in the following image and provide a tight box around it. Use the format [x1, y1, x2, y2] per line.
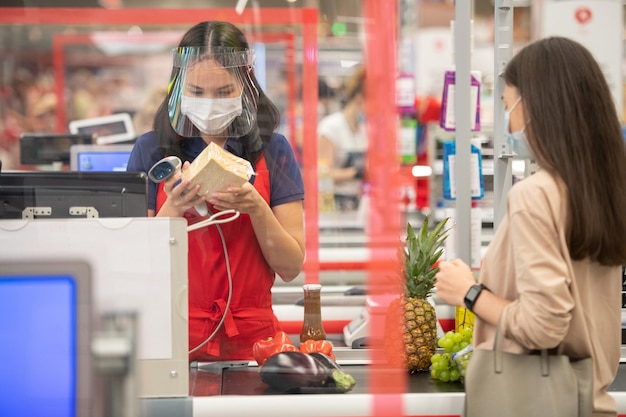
[156, 155, 280, 361]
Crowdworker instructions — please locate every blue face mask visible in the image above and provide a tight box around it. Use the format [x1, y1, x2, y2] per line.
[504, 97, 533, 159]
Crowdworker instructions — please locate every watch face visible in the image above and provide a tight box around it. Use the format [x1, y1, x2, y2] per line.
[464, 284, 483, 310]
[466, 286, 481, 300]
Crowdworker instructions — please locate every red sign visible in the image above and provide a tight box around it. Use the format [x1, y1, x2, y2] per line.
[574, 7, 592, 25]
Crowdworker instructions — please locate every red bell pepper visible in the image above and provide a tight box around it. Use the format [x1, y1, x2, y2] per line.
[273, 343, 299, 354]
[252, 331, 293, 366]
[299, 339, 336, 360]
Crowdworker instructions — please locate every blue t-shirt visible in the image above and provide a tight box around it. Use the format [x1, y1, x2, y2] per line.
[127, 132, 304, 211]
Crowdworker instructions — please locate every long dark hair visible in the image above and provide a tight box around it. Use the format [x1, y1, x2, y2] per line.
[153, 21, 281, 165]
[504, 36, 626, 266]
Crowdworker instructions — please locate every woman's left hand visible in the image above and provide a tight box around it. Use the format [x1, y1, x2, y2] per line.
[208, 182, 263, 215]
[435, 259, 476, 307]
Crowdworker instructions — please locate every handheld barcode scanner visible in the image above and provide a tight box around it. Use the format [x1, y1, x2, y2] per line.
[148, 156, 181, 183]
[148, 156, 209, 216]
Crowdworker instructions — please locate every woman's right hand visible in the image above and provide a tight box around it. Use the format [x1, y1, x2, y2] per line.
[434, 259, 476, 308]
[156, 161, 204, 217]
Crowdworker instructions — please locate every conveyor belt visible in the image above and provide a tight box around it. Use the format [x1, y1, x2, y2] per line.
[190, 362, 626, 397]
[191, 363, 467, 396]
[141, 362, 626, 417]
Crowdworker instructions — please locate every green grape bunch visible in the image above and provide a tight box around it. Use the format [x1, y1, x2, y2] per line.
[430, 327, 473, 383]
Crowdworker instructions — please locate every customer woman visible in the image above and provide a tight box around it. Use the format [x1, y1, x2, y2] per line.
[127, 21, 305, 362]
[435, 36, 626, 417]
[317, 66, 367, 211]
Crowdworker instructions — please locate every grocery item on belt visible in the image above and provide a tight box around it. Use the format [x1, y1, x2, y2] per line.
[259, 351, 356, 394]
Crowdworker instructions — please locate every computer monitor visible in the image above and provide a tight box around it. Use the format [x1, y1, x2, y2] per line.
[0, 171, 148, 219]
[68, 113, 136, 145]
[0, 259, 93, 417]
[19, 133, 95, 166]
[70, 144, 134, 172]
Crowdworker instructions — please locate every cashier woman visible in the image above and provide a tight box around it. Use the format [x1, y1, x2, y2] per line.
[127, 21, 305, 362]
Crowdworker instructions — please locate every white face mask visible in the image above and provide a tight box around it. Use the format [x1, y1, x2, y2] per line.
[504, 96, 533, 159]
[180, 94, 243, 135]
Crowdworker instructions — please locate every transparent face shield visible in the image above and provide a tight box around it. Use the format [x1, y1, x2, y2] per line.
[168, 47, 259, 138]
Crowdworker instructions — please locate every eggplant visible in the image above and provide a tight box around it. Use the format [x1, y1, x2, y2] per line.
[260, 351, 356, 393]
[308, 352, 342, 370]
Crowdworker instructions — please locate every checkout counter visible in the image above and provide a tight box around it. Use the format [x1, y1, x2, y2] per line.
[3, 217, 626, 417]
[139, 348, 626, 417]
[139, 252, 626, 417]
[142, 267, 626, 417]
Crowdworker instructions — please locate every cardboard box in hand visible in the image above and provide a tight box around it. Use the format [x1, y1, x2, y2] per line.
[181, 142, 254, 196]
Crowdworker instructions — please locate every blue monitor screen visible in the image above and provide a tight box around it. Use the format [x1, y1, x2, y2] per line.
[0, 276, 77, 417]
[77, 151, 131, 172]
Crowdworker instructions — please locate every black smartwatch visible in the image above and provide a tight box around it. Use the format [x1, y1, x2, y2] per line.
[464, 284, 488, 312]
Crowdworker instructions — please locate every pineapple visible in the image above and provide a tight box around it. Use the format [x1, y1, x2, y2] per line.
[383, 216, 450, 372]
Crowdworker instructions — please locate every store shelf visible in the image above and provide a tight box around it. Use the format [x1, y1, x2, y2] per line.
[432, 158, 528, 177]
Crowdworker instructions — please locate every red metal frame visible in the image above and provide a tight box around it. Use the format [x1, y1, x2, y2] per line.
[0, 7, 315, 25]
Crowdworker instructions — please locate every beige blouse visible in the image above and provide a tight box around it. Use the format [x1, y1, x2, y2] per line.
[475, 169, 622, 416]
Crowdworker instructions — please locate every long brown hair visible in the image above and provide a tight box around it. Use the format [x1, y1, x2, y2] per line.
[504, 36, 626, 266]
